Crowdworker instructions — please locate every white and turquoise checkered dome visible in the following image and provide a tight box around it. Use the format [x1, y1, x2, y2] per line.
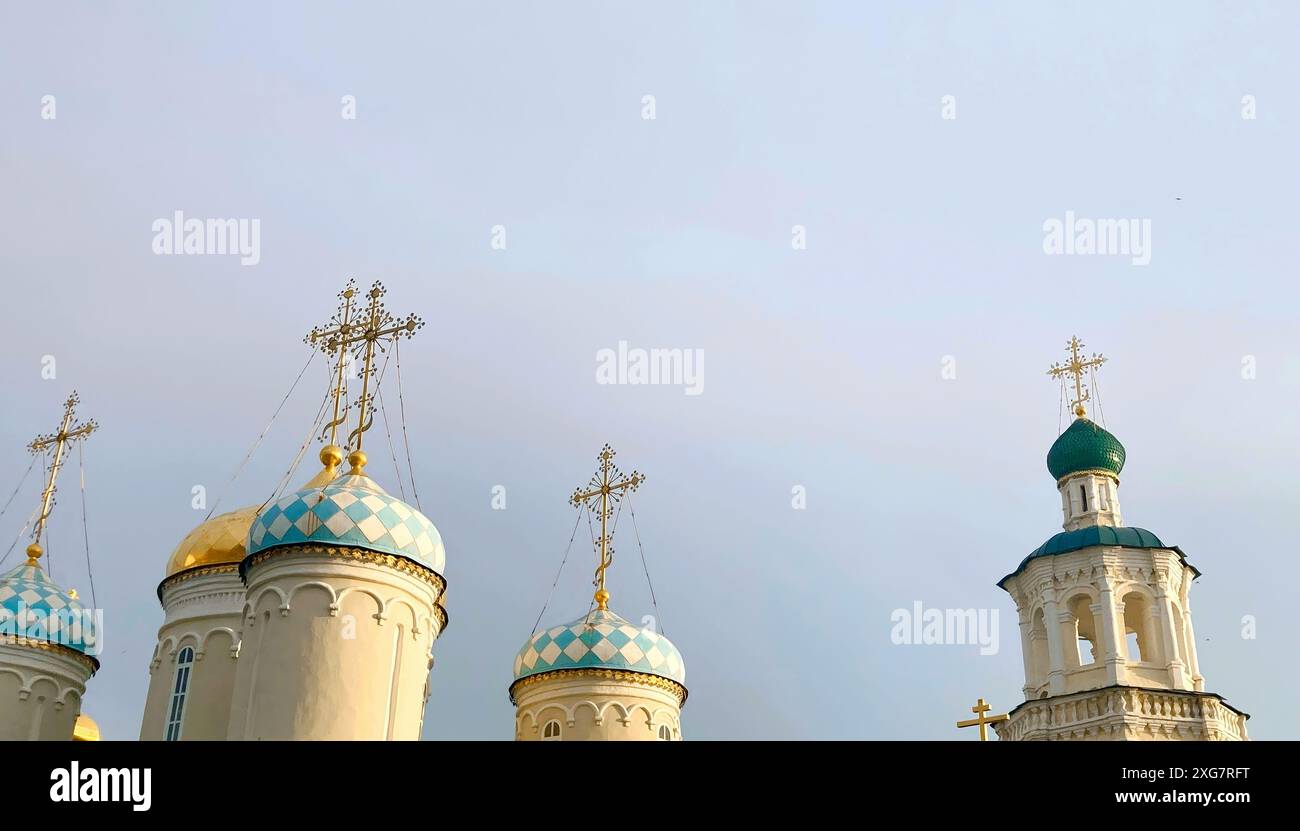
[0, 562, 99, 661]
[512, 608, 686, 688]
[247, 473, 445, 575]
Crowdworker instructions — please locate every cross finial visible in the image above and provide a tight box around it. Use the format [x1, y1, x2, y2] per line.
[1047, 336, 1106, 419]
[569, 444, 644, 611]
[305, 278, 361, 475]
[955, 697, 1008, 741]
[306, 281, 422, 475]
[25, 391, 97, 564]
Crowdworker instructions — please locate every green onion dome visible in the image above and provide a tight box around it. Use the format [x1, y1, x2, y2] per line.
[1046, 418, 1126, 482]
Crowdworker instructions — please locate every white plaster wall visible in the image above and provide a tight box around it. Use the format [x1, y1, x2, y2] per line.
[0, 643, 92, 741]
[227, 549, 441, 740]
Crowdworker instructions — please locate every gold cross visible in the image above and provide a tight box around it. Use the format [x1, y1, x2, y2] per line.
[305, 279, 360, 454]
[956, 697, 1008, 741]
[1047, 336, 1106, 418]
[569, 444, 644, 611]
[306, 281, 421, 473]
[25, 392, 97, 564]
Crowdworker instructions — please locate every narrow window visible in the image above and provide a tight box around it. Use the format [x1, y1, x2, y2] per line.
[658, 725, 672, 741]
[1079, 485, 1088, 512]
[165, 646, 195, 741]
[542, 720, 561, 740]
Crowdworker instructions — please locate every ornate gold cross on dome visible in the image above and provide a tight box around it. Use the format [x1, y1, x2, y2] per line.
[569, 444, 644, 611]
[956, 697, 1008, 741]
[1047, 335, 1106, 419]
[305, 279, 360, 472]
[306, 281, 422, 474]
[25, 391, 97, 564]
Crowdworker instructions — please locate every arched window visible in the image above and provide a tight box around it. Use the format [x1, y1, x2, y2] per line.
[1068, 595, 1098, 666]
[542, 720, 561, 741]
[1122, 593, 1154, 663]
[1079, 484, 1088, 512]
[658, 725, 672, 741]
[165, 646, 195, 741]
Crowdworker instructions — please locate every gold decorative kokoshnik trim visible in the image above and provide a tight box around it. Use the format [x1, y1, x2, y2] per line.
[157, 563, 240, 598]
[509, 667, 688, 706]
[0, 636, 99, 675]
[1056, 468, 1120, 488]
[244, 543, 449, 633]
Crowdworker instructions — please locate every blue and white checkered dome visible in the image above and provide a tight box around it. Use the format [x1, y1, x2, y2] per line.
[0, 560, 100, 662]
[247, 472, 445, 575]
[512, 608, 686, 688]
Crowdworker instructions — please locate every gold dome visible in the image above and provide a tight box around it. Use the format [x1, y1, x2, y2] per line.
[165, 505, 259, 579]
[73, 713, 101, 741]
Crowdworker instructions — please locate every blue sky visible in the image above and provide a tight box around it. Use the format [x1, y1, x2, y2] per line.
[1, 1, 1297, 739]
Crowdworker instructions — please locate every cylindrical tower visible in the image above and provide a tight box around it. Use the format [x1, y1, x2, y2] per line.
[227, 450, 447, 740]
[510, 606, 686, 741]
[140, 505, 257, 740]
[0, 545, 100, 741]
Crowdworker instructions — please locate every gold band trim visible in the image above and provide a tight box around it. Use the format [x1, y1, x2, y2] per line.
[1056, 469, 1120, 488]
[509, 667, 688, 706]
[157, 563, 240, 601]
[244, 543, 448, 633]
[0, 636, 98, 675]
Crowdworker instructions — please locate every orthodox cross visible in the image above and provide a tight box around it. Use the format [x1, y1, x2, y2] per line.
[305, 278, 360, 454]
[955, 697, 1008, 741]
[26, 391, 97, 563]
[316, 282, 420, 472]
[1047, 335, 1106, 419]
[569, 444, 644, 611]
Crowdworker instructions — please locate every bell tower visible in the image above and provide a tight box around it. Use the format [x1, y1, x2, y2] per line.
[995, 339, 1248, 741]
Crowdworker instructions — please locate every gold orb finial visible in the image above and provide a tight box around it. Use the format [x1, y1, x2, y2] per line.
[594, 588, 610, 611]
[68, 588, 79, 600]
[347, 449, 368, 475]
[24, 543, 42, 565]
[320, 444, 344, 471]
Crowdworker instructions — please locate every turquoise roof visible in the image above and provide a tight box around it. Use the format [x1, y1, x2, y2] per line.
[1047, 418, 1126, 481]
[999, 526, 1192, 588]
[246, 473, 445, 575]
[0, 562, 100, 663]
[511, 608, 686, 695]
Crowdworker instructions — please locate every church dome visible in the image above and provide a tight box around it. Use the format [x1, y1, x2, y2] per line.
[246, 471, 445, 575]
[0, 557, 99, 662]
[165, 506, 258, 579]
[1047, 417, 1126, 482]
[73, 712, 101, 741]
[511, 608, 686, 693]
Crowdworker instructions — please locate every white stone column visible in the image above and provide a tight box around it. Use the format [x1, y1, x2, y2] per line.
[1041, 590, 1067, 695]
[1017, 609, 1035, 698]
[1153, 587, 1188, 690]
[1096, 576, 1125, 686]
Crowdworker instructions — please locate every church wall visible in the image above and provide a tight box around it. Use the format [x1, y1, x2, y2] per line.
[140, 569, 244, 740]
[514, 674, 683, 741]
[0, 643, 89, 740]
[227, 549, 440, 740]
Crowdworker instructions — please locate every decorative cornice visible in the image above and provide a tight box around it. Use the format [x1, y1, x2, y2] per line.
[157, 563, 240, 602]
[1056, 469, 1120, 488]
[243, 543, 449, 633]
[509, 667, 688, 706]
[0, 636, 98, 675]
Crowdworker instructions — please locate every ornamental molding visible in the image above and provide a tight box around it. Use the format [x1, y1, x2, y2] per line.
[995, 686, 1248, 742]
[509, 667, 688, 706]
[244, 543, 448, 633]
[1055, 469, 1120, 488]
